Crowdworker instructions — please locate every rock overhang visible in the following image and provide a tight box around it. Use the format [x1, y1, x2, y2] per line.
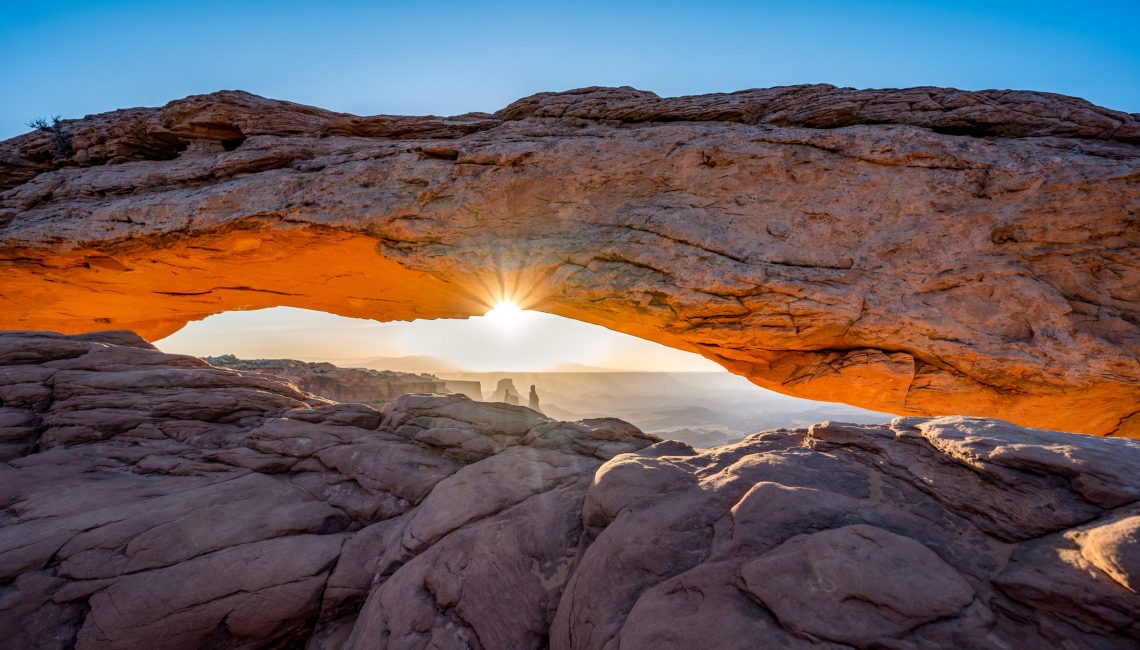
[0, 85, 1137, 436]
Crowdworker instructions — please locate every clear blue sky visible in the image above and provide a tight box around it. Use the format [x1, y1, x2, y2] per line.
[2, 0, 1138, 139]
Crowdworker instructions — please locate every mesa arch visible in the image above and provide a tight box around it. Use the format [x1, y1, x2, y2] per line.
[0, 85, 1137, 436]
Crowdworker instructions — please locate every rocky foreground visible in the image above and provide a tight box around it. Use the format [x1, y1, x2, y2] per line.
[0, 331, 1138, 649]
[2, 86, 1138, 435]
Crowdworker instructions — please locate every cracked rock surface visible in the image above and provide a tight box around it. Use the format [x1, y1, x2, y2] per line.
[0, 331, 653, 649]
[556, 418, 1140, 649]
[0, 331, 1138, 649]
[0, 86, 1137, 435]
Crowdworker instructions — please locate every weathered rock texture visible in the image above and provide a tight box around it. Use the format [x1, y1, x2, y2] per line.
[0, 331, 655, 649]
[557, 419, 1140, 649]
[205, 354, 447, 407]
[1, 331, 1138, 649]
[0, 85, 1137, 435]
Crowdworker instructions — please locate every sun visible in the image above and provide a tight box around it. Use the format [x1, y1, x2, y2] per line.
[485, 299, 523, 322]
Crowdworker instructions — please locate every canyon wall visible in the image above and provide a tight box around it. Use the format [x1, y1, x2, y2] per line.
[442, 379, 483, 401]
[204, 355, 447, 407]
[0, 332, 1137, 649]
[0, 86, 1137, 434]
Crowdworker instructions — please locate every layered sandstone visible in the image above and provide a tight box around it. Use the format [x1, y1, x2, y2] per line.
[204, 354, 447, 407]
[0, 86, 1137, 434]
[0, 332, 1137, 649]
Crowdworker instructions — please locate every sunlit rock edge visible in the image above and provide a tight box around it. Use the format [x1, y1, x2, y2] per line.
[1, 84, 1137, 436]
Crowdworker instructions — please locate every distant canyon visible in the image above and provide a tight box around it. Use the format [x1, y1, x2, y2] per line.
[206, 355, 889, 448]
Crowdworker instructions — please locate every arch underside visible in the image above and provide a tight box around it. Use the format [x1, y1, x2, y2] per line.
[1, 86, 1137, 436]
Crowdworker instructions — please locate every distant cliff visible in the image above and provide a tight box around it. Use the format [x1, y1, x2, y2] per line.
[205, 355, 447, 407]
[443, 379, 483, 401]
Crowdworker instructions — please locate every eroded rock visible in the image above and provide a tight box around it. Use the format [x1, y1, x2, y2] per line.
[739, 524, 975, 643]
[0, 331, 653, 649]
[0, 86, 1136, 435]
[0, 331, 1137, 648]
[553, 418, 1140, 649]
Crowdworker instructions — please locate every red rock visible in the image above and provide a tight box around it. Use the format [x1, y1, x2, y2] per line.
[0, 333, 1136, 647]
[0, 87, 1136, 435]
[0, 332, 654, 649]
[554, 418, 1140, 649]
[739, 524, 976, 643]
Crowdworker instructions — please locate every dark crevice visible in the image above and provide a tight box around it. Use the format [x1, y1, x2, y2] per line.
[418, 147, 460, 161]
[221, 137, 247, 152]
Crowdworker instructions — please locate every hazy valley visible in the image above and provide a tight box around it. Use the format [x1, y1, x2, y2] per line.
[430, 370, 890, 447]
[210, 354, 892, 448]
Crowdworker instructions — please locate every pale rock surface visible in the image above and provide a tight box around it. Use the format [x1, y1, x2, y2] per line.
[0, 86, 1137, 435]
[0, 332, 1137, 648]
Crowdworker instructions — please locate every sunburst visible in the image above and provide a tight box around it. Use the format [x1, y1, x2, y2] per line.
[484, 299, 524, 323]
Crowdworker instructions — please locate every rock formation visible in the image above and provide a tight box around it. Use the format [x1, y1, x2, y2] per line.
[529, 384, 543, 413]
[0, 331, 1137, 649]
[0, 86, 1136, 435]
[492, 377, 522, 406]
[0, 331, 655, 649]
[442, 379, 483, 401]
[204, 354, 447, 407]
[556, 419, 1140, 649]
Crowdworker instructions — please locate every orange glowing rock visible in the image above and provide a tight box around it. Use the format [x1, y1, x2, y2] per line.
[1, 86, 1137, 436]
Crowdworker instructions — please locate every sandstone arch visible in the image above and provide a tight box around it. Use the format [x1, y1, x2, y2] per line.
[1, 86, 1137, 435]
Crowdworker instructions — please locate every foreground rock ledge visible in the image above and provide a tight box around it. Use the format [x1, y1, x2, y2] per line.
[0, 331, 1137, 649]
[0, 85, 1138, 435]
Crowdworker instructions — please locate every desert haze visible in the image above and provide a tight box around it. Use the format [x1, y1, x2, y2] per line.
[407, 370, 889, 447]
[157, 308, 891, 448]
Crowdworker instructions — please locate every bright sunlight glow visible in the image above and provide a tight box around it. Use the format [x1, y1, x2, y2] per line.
[155, 307, 726, 373]
[485, 300, 523, 322]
